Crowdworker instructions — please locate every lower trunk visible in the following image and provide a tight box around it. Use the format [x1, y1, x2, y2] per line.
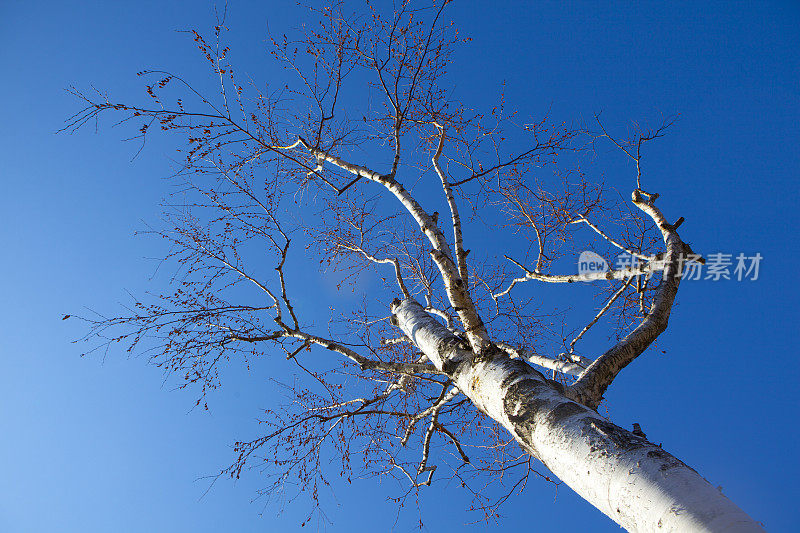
[393, 299, 762, 532]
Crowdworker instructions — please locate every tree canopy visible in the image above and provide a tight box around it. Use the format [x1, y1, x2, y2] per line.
[28, 1, 795, 530]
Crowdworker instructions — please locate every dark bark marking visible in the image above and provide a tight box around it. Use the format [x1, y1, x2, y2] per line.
[580, 418, 689, 478]
[647, 449, 685, 473]
[546, 401, 589, 427]
[583, 418, 651, 456]
[441, 352, 469, 377]
[503, 378, 556, 451]
[546, 378, 566, 394]
[499, 358, 541, 389]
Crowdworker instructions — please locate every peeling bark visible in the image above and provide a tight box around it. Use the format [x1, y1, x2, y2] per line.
[392, 298, 763, 533]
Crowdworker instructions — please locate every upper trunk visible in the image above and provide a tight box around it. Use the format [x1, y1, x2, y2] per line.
[392, 298, 762, 533]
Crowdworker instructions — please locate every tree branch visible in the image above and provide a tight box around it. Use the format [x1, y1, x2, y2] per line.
[302, 141, 492, 351]
[493, 254, 663, 299]
[568, 189, 687, 408]
[496, 342, 583, 376]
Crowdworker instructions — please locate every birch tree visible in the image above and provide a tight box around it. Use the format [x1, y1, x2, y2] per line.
[65, 2, 764, 531]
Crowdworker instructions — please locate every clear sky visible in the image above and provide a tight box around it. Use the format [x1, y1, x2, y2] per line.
[1, 1, 798, 531]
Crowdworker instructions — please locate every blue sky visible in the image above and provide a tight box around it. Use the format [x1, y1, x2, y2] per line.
[1, 1, 798, 531]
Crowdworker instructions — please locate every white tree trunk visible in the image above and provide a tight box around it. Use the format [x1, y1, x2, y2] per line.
[392, 299, 763, 532]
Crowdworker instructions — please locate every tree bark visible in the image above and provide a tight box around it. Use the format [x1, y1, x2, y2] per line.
[392, 298, 763, 533]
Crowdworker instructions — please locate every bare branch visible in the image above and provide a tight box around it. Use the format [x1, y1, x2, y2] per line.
[570, 215, 652, 261]
[432, 125, 469, 284]
[568, 189, 687, 408]
[496, 342, 583, 376]
[402, 385, 460, 446]
[493, 255, 663, 299]
[304, 141, 491, 350]
[568, 275, 635, 356]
